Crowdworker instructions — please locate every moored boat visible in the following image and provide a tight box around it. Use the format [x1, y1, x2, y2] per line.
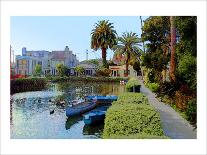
[85, 95, 118, 104]
[66, 102, 96, 117]
[83, 106, 110, 125]
[83, 110, 105, 125]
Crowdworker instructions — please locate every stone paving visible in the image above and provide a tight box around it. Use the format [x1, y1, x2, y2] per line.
[139, 80, 197, 139]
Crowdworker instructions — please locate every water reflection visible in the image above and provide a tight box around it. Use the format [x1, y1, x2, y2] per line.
[83, 124, 104, 138]
[65, 116, 82, 130]
[10, 81, 125, 139]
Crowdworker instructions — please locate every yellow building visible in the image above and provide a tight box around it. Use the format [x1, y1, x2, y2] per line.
[109, 65, 138, 77]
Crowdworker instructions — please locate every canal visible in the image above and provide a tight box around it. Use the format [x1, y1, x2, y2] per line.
[10, 81, 125, 139]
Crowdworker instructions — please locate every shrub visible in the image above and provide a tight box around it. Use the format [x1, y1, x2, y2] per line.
[175, 90, 195, 111]
[95, 68, 111, 77]
[125, 78, 141, 92]
[103, 103, 164, 138]
[157, 81, 178, 97]
[108, 133, 169, 139]
[177, 53, 196, 91]
[103, 92, 165, 139]
[185, 98, 197, 124]
[11, 78, 47, 94]
[47, 76, 128, 83]
[115, 92, 149, 105]
[147, 82, 159, 92]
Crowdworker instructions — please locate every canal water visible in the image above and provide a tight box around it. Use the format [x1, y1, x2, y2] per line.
[10, 81, 125, 139]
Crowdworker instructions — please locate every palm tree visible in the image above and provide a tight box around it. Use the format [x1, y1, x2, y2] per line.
[91, 20, 117, 68]
[169, 16, 176, 82]
[113, 32, 142, 77]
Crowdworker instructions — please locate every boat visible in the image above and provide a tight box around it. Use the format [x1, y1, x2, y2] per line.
[83, 106, 110, 125]
[85, 95, 118, 104]
[66, 101, 96, 117]
[83, 110, 105, 125]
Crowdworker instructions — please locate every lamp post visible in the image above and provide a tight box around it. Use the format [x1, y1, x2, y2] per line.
[86, 49, 88, 60]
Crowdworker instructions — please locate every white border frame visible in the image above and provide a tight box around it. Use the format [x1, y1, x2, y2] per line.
[1, 0, 207, 155]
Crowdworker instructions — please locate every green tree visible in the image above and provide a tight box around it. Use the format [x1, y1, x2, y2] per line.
[176, 16, 197, 90]
[113, 32, 141, 77]
[91, 20, 117, 68]
[34, 64, 42, 76]
[141, 16, 170, 82]
[56, 64, 68, 76]
[75, 65, 85, 76]
[86, 59, 99, 66]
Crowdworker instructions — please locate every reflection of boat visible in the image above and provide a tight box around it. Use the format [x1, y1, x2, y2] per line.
[66, 102, 96, 117]
[85, 95, 118, 104]
[65, 116, 82, 130]
[83, 106, 109, 125]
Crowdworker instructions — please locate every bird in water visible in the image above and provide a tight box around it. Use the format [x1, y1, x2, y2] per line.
[38, 98, 41, 103]
[50, 110, 54, 115]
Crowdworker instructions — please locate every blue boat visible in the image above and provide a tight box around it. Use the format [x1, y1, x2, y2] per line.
[83, 110, 105, 125]
[83, 106, 109, 125]
[66, 102, 96, 117]
[85, 95, 118, 104]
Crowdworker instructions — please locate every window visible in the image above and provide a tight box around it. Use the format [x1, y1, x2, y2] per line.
[38, 61, 42, 65]
[22, 60, 27, 65]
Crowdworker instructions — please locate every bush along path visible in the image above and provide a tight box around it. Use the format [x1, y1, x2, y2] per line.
[139, 79, 196, 139]
[103, 93, 168, 139]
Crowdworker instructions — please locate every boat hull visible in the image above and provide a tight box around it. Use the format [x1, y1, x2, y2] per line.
[66, 102, 96, 117]
[86, 95, 118, 104]
[83, 106, 110, 125]
[84, 111, 105, 125]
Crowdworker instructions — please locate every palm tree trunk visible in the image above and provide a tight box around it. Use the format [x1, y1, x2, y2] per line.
[126, 53, 130, 77]
[101, 47, 108, 68]
[140, 16, 145, 53]
[169, 16, 176, 82]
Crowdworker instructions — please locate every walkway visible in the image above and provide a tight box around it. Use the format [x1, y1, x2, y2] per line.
[139, 80, 197, 139]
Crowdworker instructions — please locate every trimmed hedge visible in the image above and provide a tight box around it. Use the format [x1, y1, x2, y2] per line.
[11, 78, 47, 94]
[108, 133, 169, 139]
[114, 92, 149, 105]
[125, 78, 141, 92]
[47, 76, 128, 83]
[103, 92, 165, 139]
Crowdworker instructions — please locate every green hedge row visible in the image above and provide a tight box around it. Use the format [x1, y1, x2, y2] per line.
[103, 92, 166, 139]
[107, 133, 169, 139]
[11, 78, 47, 94]
[125, 78, 141, 92]
[114, 92, 149, 105]
[147, 82, 160, 92]
[47, 76, 128, 83]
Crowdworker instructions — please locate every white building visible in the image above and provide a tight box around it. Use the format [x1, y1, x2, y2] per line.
[15, 46, 79, 76]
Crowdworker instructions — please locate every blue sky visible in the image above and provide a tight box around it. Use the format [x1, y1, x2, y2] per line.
[11, 16, 148, 61]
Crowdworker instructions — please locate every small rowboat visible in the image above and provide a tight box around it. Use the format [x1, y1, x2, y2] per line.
[83, 110, 105, 125]
[83, 106, 109, 125]
[85, 95, 118, 104]
[66, 102, 96, 117]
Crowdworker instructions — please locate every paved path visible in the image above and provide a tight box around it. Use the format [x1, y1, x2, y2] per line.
[139, 80, 197, 139]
